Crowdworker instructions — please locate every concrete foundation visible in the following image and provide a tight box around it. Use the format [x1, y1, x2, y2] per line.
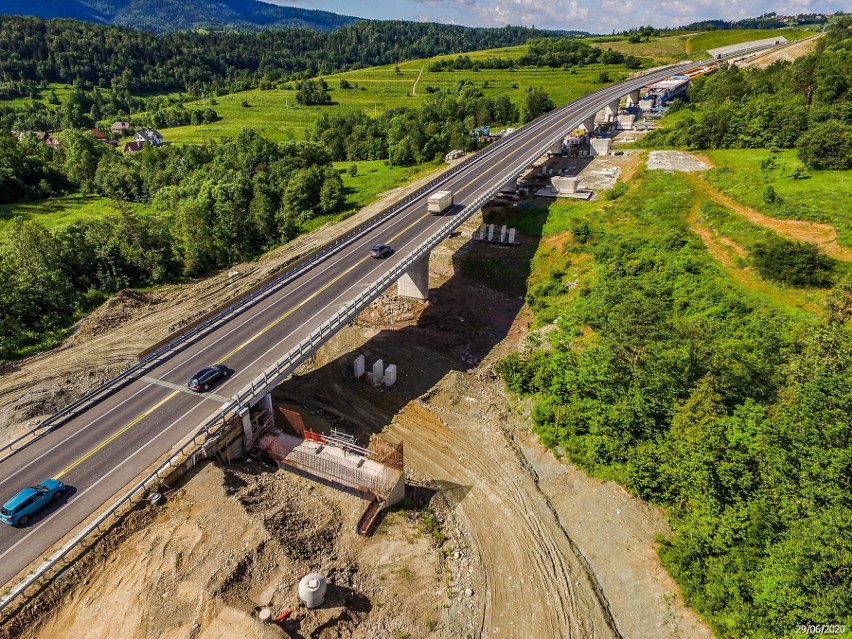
[383, 364, 397, 387]
[372, 359, 384, 385]
[551, 176, 579, 194]
[353, 354, 365, 378]
[617, 114, 636, 130]
[397, 255, 429, 301]
[582, 116, 596, 135]
[590, 138, 612, 156]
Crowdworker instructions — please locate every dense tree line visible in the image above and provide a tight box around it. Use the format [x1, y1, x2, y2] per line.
[0, 82, 216, 132]
[312, 80, 525, 165]
[496, 171, 852, 637]
[0, 16, 555, 96]
[0, 129, 344, 357]
[643, 17, 852, 169]
[427, 41, 643, 73]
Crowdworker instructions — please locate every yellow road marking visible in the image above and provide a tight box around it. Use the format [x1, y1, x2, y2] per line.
[219, 167, 486, 363]
[54, 390, 180, 480]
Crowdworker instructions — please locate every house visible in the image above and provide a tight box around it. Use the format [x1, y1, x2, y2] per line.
[124, 140, 145, 153]
[111, 121, 132, 135]
[20, 131, 61, 148]
[134, 128, 164, 147]
[89, 128, 116, 146]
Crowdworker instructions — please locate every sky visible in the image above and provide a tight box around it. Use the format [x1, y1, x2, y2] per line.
[263, 0, 846, 32]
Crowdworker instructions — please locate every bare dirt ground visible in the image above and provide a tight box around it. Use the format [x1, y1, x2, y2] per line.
[738, 34, 824, 69]
[36, 462, 446, 639]
[12, 206, 714, 639]
[0, 162, 459, 440]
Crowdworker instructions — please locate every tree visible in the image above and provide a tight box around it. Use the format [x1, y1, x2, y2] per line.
[797, 120, 852, 170]
[522, 86, 554, 124]
[296, 78, 331, 106]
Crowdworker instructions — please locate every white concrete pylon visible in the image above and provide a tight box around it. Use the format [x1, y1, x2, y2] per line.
[500, 225, 507, 243]
[508, 228, 516, 244]
[626, 89, 641, 107]
[604, 98, 621, 121]
[487, 224, 495, 241]
[354, 354, 365, 378]
[397, 254, 429, 301]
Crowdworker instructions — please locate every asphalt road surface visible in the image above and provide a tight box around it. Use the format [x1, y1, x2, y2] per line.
[0, 60, 709, 588]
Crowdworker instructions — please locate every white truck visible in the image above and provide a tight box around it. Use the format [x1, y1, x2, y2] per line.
[427, 190, 454, 215]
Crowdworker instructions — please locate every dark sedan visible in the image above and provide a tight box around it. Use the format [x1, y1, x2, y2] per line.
[370, 243, 391, 258]
[187, 364, 230, 392]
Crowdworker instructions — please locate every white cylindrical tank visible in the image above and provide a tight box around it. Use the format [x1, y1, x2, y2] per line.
[299, 573, 327, 608]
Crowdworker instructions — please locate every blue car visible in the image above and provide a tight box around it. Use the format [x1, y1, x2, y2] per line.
[1, 479, 65, 526]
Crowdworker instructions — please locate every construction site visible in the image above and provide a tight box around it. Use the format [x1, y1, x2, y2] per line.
[0, 51, 781, 639]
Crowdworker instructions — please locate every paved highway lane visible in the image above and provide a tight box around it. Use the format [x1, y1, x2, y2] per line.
[0, 61, 707, 587]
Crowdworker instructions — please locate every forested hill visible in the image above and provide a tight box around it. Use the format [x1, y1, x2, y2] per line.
[0, 0, 360, 33]
[0, 16, 555, 94]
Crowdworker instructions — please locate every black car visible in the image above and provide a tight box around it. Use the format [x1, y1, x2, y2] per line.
[370, 243, 391, 258]
[187, 364, 229, 392]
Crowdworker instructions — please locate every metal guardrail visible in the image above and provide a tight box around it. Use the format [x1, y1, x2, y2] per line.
[0, 105, 556, 465]
[0, 57, 724, 617]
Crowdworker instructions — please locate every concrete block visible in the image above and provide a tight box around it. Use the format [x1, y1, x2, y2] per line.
[618, 114, 635, 130]
[500, 225, 507, 243]
[590, 138, 612, 156]
[478, 223, 486, 239]
[551, 176, 579, 194]
[384, 364, 397, 387]
[354, 354, 365, 378]
[372, 359, 384, 385]
[508, 228, 516, 243]
[487, 224, 495, 241]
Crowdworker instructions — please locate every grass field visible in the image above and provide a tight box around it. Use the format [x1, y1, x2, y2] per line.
[685, 28, 814, 54]
[704, 149, 852, 246]
[593, 35, 692, 63]
[0, 194, 146, 237]
[162, 47, 636, 144]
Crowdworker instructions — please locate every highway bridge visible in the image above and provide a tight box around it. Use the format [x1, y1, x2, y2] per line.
[0, 58, 722, 595]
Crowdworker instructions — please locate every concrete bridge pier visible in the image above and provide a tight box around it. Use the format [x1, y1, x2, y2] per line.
[604, 98, 621, 122]
[397, 254, 430, 301]
[626, 89, 641, 107]
[581, 116, 596, 135]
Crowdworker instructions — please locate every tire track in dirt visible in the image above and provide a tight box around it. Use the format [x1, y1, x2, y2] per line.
[387, 400, 620, 639]
[687, 172, 852, 261]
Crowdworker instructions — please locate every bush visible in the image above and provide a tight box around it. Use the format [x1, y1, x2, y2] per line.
[751, 236, 835, 287]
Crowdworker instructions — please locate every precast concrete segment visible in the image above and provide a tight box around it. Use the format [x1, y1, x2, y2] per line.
[0, 59, 722, 589]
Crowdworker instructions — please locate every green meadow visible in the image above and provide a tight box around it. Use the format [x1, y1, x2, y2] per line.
[704, 148, 852, 246]
[161, 47, 636, 144]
